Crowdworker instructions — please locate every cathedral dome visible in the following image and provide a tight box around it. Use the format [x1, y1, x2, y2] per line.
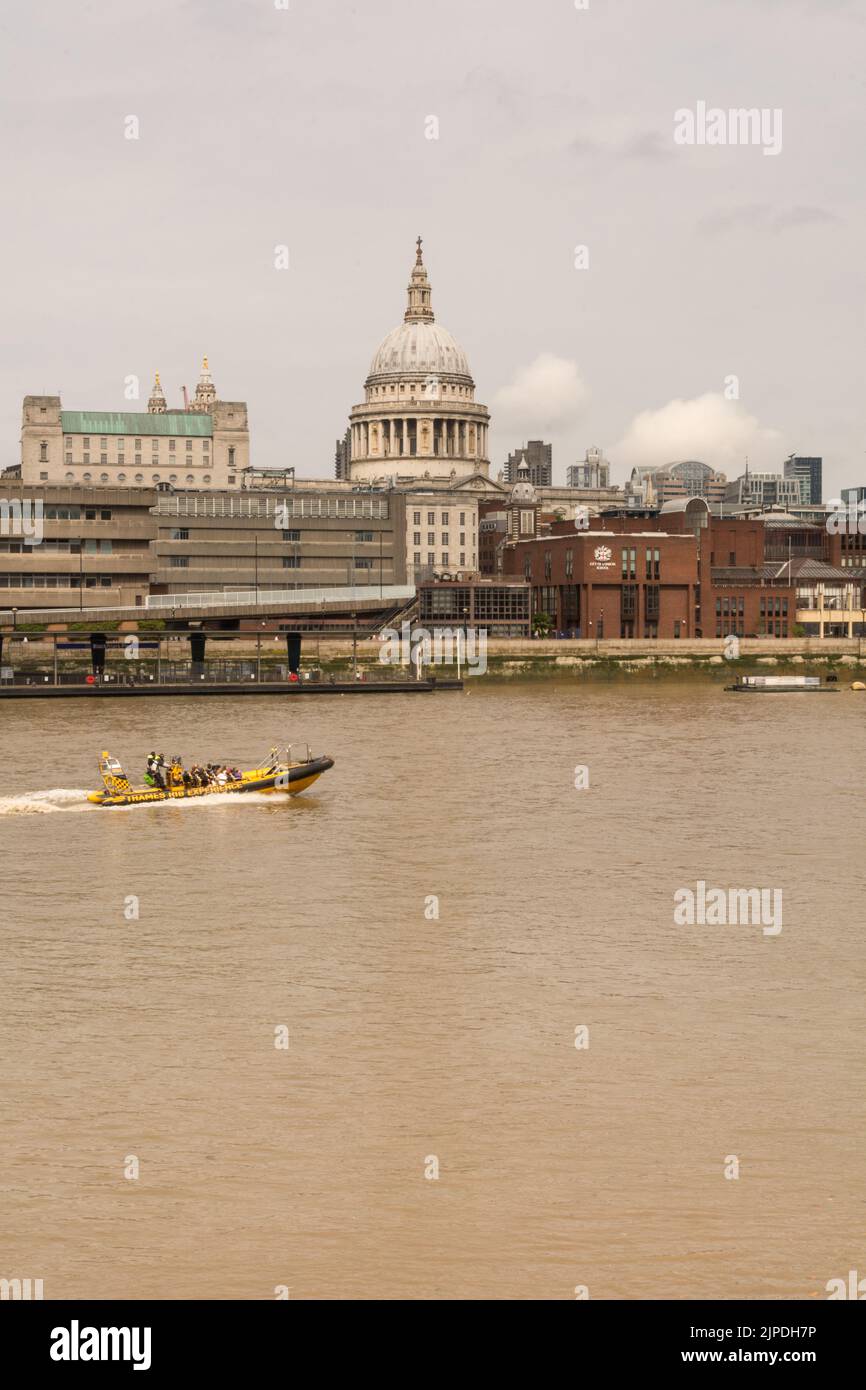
[346, 238, 490, 487]
[368, 320, 472, 382]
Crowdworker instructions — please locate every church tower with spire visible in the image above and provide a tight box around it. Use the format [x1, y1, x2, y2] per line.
[147, 372, 167, 414]
[189, 356, 217, 414]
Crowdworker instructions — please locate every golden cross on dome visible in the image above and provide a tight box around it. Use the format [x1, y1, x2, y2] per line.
[415, 235, 423, 265]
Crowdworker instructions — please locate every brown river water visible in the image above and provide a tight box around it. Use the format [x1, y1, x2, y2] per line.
[0, 680, 863, 1300]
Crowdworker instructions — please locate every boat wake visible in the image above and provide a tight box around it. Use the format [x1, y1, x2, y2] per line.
[0, 788, 90, 816]
[0, 788, 310, 817]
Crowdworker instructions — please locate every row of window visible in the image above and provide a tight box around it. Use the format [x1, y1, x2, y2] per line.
[167, 556, 376, 571]
[413, 554, 468, 567]
[413, 532, 467, 547]
[38, 506, 113, 521]
[371, 383, 472, 398]
[0, 539, 115, 555]
[64, 437, 211, 451]
[716, 622, 789, 638]
[59, 472, 213, 485]
[0, 574, 117, 588]
[412, 511, 473, 526]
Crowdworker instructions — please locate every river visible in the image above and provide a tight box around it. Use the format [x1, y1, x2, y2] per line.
[1, 681, 862, 1299]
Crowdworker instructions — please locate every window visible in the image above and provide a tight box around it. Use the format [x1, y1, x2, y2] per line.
[565, 548, 573, 578]
[186, 440, 192, 452]
[83, 438, 90, 448]
[442, 532, 449, 545]
[428, 552, 435, 565]
[151, 439, 159, 451]
[203, 475, 211, 483]
[355, 558, 374, 570]
[202, 440, 209, 452]
[65, 454, 72, 465]
[100, 472, 109, 482]
[118, 473, 126, 482]
[428, 512, 435, 525]
[282, 556, 300, 568]
[544, 550, 552, 581]
[134, 439, 141, 448]
[170, 556, 189, 568]
[413, 532, 421, 545]
[117, 439, 124, 451]
[441, 512, 449, 525]
[441, 554, 449, 566]
[653, 548, 660, 580]
[83, 453, 90, 464]
[460, 554, 466, 565]
[171, 529, 190, 541]
[460, 513, 466, 525]
[355, 531, 374, 542]
[428, 532, 435, 545]
[39, 441, 48, 461]
[83, 472, 91, 481]
[622, 548, 629, 579]
[459, 533, 466, 546]
[135, 474, 144, 483]
[413, 511, 421, 525]
[100, 438, 107, 448]
[169, 474, 177, 483]
[39, 470, 48, 480]
[186, 475, 194, 484]
[228, 447, 235, 466]
[282, 530, 301, 541]
[169, 439, 176, 452]
[152, 474, 160, 483]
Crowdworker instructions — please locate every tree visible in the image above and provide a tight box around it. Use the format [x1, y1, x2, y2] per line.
[532, 611, 553, 638]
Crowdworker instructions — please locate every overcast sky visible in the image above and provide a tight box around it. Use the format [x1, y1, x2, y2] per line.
[2, 0, 864, 493]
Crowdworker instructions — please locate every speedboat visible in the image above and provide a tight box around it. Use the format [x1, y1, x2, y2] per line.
[87, 747, 334, 807]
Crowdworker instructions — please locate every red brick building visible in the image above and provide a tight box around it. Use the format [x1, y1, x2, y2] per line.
[501, 529, 698, 638]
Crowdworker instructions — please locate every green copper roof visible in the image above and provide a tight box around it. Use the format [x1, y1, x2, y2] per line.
[60, 411, 213, 437]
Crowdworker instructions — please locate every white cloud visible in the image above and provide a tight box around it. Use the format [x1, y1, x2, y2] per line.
[491, 353, 589, 435]
[612, 392, 783, 475]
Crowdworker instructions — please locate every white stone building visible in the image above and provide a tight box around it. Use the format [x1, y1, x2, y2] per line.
[346, 239, 490, 485]
[19, 359, 249, 492]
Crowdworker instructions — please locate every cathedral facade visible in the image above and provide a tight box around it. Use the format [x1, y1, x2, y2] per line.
[345, 240, 491, 486]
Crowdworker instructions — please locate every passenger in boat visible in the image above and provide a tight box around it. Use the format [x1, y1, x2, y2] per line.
[216, 766, 228, 785]
[169, 758, 184, 789]
[182, 767, 194, 787]
[150, 753, 166, 789]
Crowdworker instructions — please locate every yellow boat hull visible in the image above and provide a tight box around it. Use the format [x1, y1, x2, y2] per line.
[88, 757, 334, 807]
